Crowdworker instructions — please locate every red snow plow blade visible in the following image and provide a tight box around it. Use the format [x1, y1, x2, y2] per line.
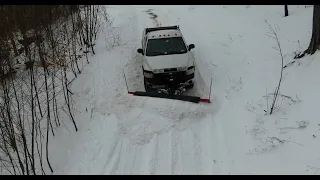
[124, 71, 212, 104]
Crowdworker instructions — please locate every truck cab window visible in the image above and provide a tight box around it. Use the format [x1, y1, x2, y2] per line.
[146, 37, 187, 56]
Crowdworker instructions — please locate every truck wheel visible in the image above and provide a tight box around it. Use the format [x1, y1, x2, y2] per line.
[186, 81, 194, 89]
[186, 83, 194, 89]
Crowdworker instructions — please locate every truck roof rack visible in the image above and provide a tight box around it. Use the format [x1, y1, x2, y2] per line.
[145, 25, 180, 34]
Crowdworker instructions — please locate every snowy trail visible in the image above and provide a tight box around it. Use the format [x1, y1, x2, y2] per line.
[50, 5, 229, 175]
[47, 5, 319, 175]
[50, 6, 251, 175]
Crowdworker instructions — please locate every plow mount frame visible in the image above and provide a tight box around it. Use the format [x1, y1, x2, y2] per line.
[123, 71, 212, 103]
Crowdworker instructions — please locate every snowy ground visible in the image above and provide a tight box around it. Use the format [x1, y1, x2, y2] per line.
[47, 5, 320, 174]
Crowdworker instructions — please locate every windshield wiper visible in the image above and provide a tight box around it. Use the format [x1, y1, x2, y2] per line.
[148, 52, 166, 56]
[167, 50, 186, 55]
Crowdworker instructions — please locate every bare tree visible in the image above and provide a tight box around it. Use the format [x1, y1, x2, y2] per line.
[295, 5, 320, 58]
[78, 5, 101, 58]
[0, 5, 105, 175]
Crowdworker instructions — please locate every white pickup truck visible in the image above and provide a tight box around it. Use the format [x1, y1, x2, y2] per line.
[137, 25, 196, 93]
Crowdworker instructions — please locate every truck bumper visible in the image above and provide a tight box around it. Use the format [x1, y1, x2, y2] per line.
[144, 72, 195, 89]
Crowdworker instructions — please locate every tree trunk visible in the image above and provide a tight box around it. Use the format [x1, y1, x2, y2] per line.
[295, 5, 320, 59]
[10, 34, 19, 57]
[284, 5, 289, 17]
[306, 5, 320, 54]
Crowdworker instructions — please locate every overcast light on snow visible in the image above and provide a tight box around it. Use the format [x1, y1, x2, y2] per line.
[3, 5, 320, 175]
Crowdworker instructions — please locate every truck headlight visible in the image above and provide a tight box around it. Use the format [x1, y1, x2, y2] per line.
[186, 66, 195, 75]
[153, 69, 164, 73]
[177, 67, 187, 71]
[143, 71, 154, 78]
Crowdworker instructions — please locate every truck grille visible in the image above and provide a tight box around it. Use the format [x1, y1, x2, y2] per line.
[163, 68, 177, 72]
[154, 71, 184, 78]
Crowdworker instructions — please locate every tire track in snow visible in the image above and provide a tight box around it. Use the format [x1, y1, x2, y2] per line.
[204, 117, 220, 173]
[171, 131, 184, 174]
[130, 144, 151, 174]
[214, 116, 231, 173]
[191, 120, 217, 174]
[108, 139, 124, 174]
[110, 138, 129, 174]
[110, 142, 124, 174]
[101, 136, 121, 174]
[181, 129, 195, 173]
[191, 126, 204, 174]
[177, 125, 206, 174]
[155, 132, 172, 174]
[147, 134, 160, 174]
[129, 145, 138, 174]
[171, 132, 178, 174]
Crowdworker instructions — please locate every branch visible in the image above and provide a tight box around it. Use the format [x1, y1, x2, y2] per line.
[265, 20, 284, 115]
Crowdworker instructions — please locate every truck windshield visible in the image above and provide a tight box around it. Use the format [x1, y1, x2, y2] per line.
[146, 37, 187, 56]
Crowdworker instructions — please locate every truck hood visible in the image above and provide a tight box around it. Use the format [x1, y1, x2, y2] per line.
[144, 53, 193, 70]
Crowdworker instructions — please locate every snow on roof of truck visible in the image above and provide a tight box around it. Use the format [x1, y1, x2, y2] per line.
[147, 29, 182, 39]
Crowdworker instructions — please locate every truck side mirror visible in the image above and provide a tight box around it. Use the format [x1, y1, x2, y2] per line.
[188, 44, 195, 51]
[137, 48, 144, 55]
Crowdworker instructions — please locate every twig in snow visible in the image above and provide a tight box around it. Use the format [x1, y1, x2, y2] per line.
[265, 86, 269, 113]
[242, 56, 247, 62]
[264, 93, 301, 103]
[207, 61, 217, 67]
[265, 20, 285, 115]
[228, 34, 233, 41]
[221, 43, 229, 47]
[306, 165, 320, 174]
[268, 136, 304, 147]
[279, 120, 309, 131]
[283, 60, 298, 69]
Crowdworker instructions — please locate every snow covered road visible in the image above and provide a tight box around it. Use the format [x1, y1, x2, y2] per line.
[48, 5, 320, 175]
[49, 5, 233, 175]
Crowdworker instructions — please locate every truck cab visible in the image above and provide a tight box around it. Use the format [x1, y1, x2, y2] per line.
[137, 25, 196, 92]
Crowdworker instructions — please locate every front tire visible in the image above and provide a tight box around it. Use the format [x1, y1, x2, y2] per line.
[185, 80, 194, 89]
[187, 83, 194, 89]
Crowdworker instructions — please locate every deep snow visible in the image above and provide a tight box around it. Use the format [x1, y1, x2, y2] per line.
[41, 5, 320, 174]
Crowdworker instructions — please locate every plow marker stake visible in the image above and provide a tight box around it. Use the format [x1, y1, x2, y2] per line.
[123, 71, 212, 103]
